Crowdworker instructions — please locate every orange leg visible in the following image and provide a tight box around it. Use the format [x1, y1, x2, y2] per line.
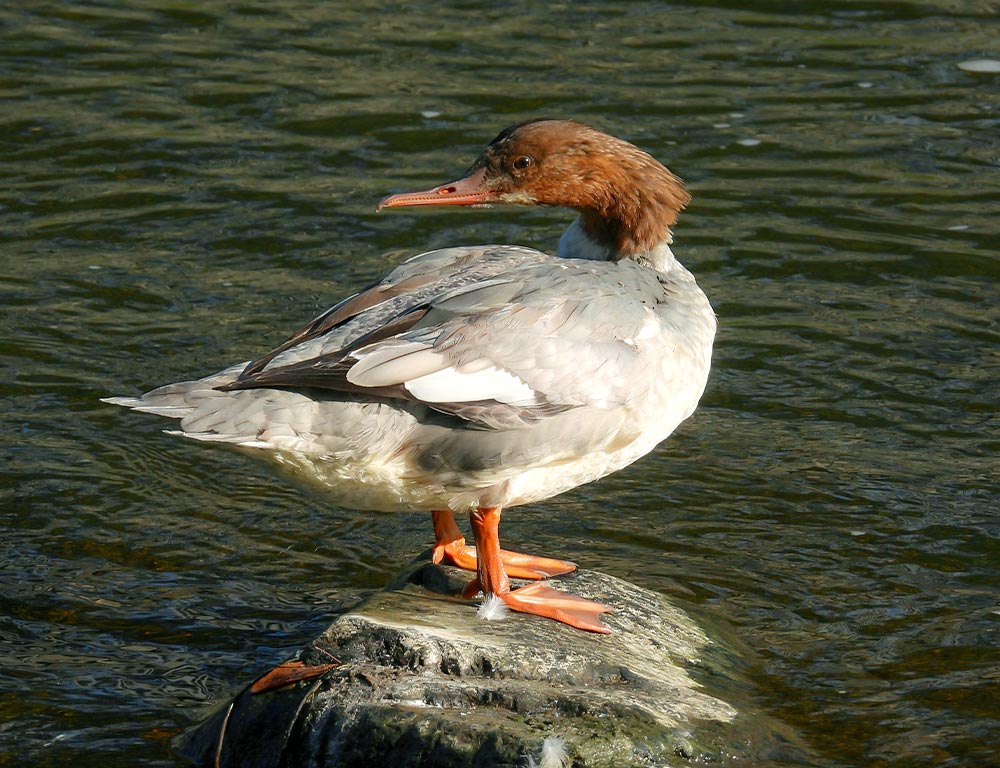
[466, 506, 612, 634]
[431, 509, 576, 580]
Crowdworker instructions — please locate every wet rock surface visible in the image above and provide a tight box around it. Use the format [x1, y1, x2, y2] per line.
[178, 559, 807, 767]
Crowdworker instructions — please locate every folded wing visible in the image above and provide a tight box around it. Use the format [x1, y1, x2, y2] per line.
[223, 248, 666, 430]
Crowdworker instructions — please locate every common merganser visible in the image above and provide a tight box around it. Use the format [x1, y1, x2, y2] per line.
[105, 120, 716, 633]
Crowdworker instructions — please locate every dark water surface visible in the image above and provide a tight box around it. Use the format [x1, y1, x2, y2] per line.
[2, 1, 998, 765]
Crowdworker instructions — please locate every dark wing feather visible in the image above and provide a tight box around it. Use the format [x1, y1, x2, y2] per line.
[237, 271, 444, 379]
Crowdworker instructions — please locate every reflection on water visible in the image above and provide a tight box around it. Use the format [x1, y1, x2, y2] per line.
[2, 1, 997, 766]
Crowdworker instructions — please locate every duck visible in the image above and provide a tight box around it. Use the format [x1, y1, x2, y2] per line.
[105, 119, 716, 634]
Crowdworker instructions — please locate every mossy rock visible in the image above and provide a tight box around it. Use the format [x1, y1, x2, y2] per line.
[178, 559, 810, 767]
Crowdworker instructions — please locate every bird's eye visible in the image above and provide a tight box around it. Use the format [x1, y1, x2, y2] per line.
[511, 155, 534, 171]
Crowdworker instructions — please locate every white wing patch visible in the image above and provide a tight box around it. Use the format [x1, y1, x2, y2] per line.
[404, 364, 538, 405]
[347, 342, 446, 387]
[348, 341, 540, 405]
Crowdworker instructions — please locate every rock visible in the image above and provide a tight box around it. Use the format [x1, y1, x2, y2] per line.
[178, 558, 808, 767]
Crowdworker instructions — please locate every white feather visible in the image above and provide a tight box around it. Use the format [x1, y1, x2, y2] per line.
[347, 343, 446, 387]
[527, 736, 569, 768]
[404, 364, 538, 404]
[164, 429, 252, 444]
[101, 396, 193, 417]
[476, 594, 510, 621]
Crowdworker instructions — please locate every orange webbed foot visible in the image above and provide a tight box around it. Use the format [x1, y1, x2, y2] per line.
[464, 578, 612, 634]
[499, 582, 613, 634]
[432, 509, 575, 580]
[461, 506, 612, 634]
[434, 540, 576, 580]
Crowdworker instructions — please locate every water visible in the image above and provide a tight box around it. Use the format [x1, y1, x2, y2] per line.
[2, 1, 998, 765]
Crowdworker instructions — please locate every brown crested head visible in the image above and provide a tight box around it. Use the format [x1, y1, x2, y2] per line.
[377, 119, 691, 259]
